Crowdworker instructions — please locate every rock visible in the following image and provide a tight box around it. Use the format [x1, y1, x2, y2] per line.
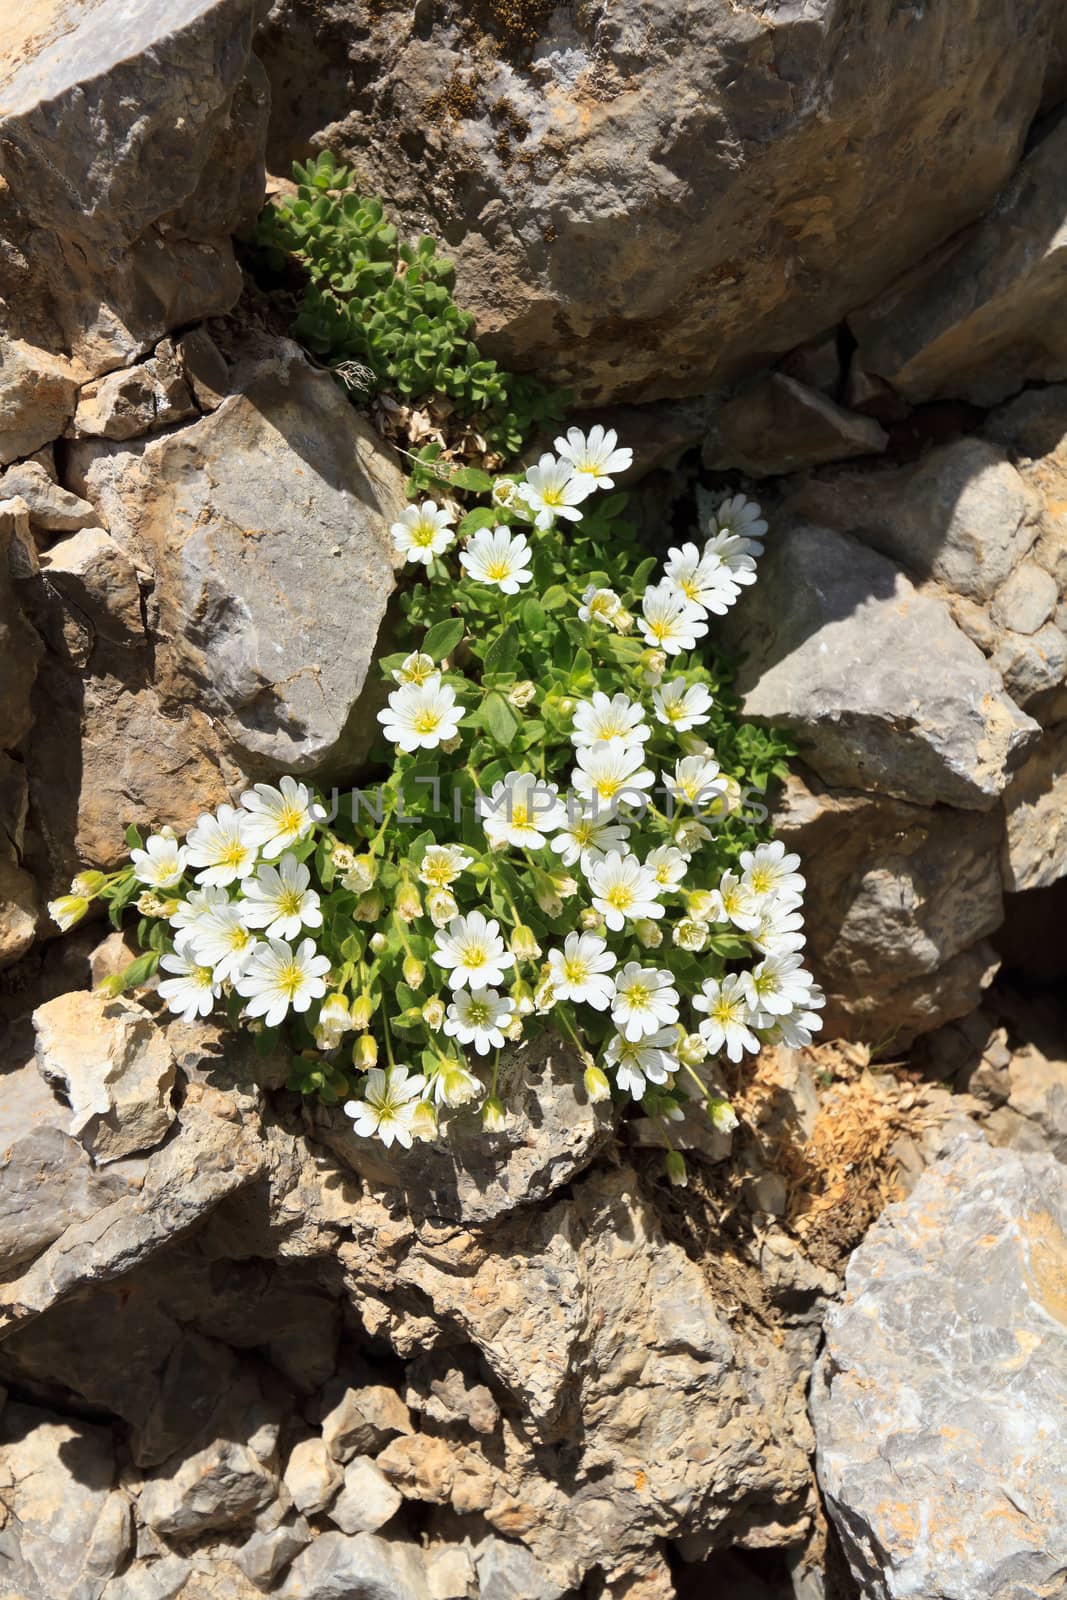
[44, 522, 147, 646]
[990, 622, 1067, 707]
[72, 341, 197, 440]
[0, 1402, 132, 1600]
[1001, 723, 1067, 891]
[102, 1554, 192, 1600]
[139, 1433, 278, 1540]
[328, 1456, 403, 1535]
[474, 1536, 567, 1600]
[68, 340, 405, 772]
[812, 1140, 1067, 1600]
[424, 1543, 477, 1600]
[702, 373, 887, 477]
[723, 521, 1038, 809]
[1003, 1046, 1067, 1163]
[0, 1120, 125, 1275]
[990, 560, 1059, 634]
[309, 1032, 613, 1223]
[32, 991, 177, 1164]
[852, 111, 1067, 405]
[404, 1352, 501, 1436]
[0, 341, 81, 464]
[0, 499, 43, 748]
[787, 440, 1041, 601]
[320, 1382, 414, 1463]
[260, 0, 1065, 404]
[0, 460, 99, 531]
[0, 855, 37, 966]
[774, 770, 1005, 1042]
[177, 328, 232, 412]
[283, 1437, 342, 1515]
[281, 1531, 430, 1600]
[0, 0, 267, 375]
[778, 335, 844, 399]
[234, 1511, 312, 1590]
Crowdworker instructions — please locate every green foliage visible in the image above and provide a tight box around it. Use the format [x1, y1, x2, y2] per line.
[256, 152, 565, 456]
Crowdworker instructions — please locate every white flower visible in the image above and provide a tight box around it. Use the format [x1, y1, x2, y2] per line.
[638, 584, 708, 655]
[764, 984, 826, 1048]
[672, 818, 714, 856]
[572, 740, 654, 808]
[553, 425, 633, 489]
[652, 678, 713, 732]
[492, 476, 522, 511]
[645, 844, 688, 890]
[713, 492, 767, 552]
[585, 850, 664, 932]
[605, 1028, 678, 1099]
[240, 778, 326, 860]
[433, 911, 515, 990]
[418, 844, 472, 889]
[739, 840, 806, 903]
[750, 899, 806, 956]
[235, 936, 331, 1027]
[611, 962, 679, 1041]
[429, 1060, 484, 1108]
[459, 526, 533, 593]
[571, 692, 649, 749]
[706, 869, 761, 931]
[443, 987, 514, 1055]
[391, 500, 455, 565]
[743, 952, 817, 1018]
[169, 884, 230, 932]
[393, 651, 439, 686]
[665, 753, 728, 811]
[546, 932, 616, 1010]
[316, 992, 354, 1049]
[378, 678, 463, 753]
[131, 832, 188, 889]
[158, 930, 220, 1023]
[427, 888, 460, 928]
[184, 901, 257, 984]
[183, 806, 256, 887]
[578, 586, 622, 625]
[672, 917, 708, 952]
[692, 974, 761, 1063]
[664, 542, 738, 616]
[240, 852, 323, 941]
[344, 1066, 427, 1149]
[517, 453, 594, 529]
[550, 803, 630, 868]
[48, 895, 89, 931]
[481, 771, 566, 851]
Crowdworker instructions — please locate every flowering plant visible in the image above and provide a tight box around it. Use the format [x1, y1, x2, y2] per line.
[53, 429, 822, 1180]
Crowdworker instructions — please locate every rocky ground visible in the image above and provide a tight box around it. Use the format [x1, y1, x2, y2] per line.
[1, 1, 1066, 1597]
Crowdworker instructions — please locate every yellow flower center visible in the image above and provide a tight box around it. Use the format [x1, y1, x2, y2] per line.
[595, 776, 621, 800]
[564, 958, 589, 984]
[467, 1000, 491, 1027]
[486, 560, 513, 581]
[278, 887, 303, 916]
[510, 802, 530, 828]
[278, 803, 304, 835]
[461, 944, 487, 970]
[606, 885, 634, 911]
[540, 486, 564, 507]
[222, 841, 248, 869]
[713, 998, 737, 1026]
[412, 522, 437, 546]
[622, 981, 652, 1008]
[278, 960, 304, 999]
[749, 867, 773, 895]
[414, 709, 442, 734]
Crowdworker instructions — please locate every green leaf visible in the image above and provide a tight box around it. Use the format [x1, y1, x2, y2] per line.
[482, 692, 520, 746]
[483, 623, 519, 676]
[124, 823, 144, 850]
[458, 506, 497, 538]
[446, 466, 495, 493]
[423, 617, 465, 661]
[540, 585, 570, 612]
[101, 950, 159, 996]
[707, 933, 754, 960]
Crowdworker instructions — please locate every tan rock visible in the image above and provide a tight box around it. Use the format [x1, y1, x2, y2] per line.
[0, 854, 37, 967]
[1001, 722, 1067, 891]
[0, 498, 42, 749]
[328, 1456, 403, 1535]
[321, 1382, 414, 1463]
[0, 459, 99, 531]
[282, 1437, 342, 1515]
[72, 340, 196, 440]
[40, 525, 145, 641]
[0, 341, 80, 464]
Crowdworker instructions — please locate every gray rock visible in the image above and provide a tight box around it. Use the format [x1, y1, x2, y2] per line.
[235, 1512, 312, 1590]
[177, 328, 232, 412]
[0, 498, 42, 749]
[787, 440, 1041, 601]
[0, 1120, 123, 1274]
[990, 560, 1059, 634]
[0, 341, 80, 464]
[474, 1536, 567, 1600]
[702, 373, 887, 477]
[1001, 723, 1067, 891]
[259, 0, 1065, 404]
[40, 525, 146, 641]
[320, 1382, 414, 1464]
[723, 522, 1038, 809]
[283, 1436, 342, 1515]
[991, 622, 1067, 706]
[424, 1544, 477, 1600]
[328, 1456, 403, 1536]
[72, 341, 197, 440]
[0, 459, 99, 531]
[33, 990, 177, 1164]
[852, 111, 1067, 405]
[812, 1140, 1067, 1600]
[985, 381, 1067, 461]
[778, 335, 844, 399]
[0, 1403, 132, 1600]
[1004, 1047, 1067, 1163]
[102, 1555, 191, 1600]
[0, 0, 267, 375]
[68, 340, 405, 772]
[139, 1434, 279, 1540]
[281, 1531, 431, 1600]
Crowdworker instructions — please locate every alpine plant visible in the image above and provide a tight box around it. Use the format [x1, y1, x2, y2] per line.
[54, 428, 818, 1182]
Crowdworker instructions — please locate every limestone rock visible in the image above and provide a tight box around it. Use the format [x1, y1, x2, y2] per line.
[0, 1403, 132, 1600]
[812, 1140, 1067, 1600]
[0, 341, 80, 464]
[327, 1456, 403, 1535]
[258, 0, 1065, 404]
[723, 522, 1038, 809]
[69, 340, 405, 772]
[283, 1436, 342, 1515]
[990, 622, 1067, 707]
[139, 1433, 279, 1540]
[474, 1536, 567, 1600]
[0, 1116, 121, 1274]
[0, 460, 99, 531]
[73, 341, 197, 440]
[320, 1381, 414, 1463]
[852, 111, 1067, 405]
[0, 498, 43, 749]
[32, 990, 177, 1163]
[40, 525, 146, 641]
[702, 373, 887, 477]
[177, 328, 232, 412]
[280, 1531, 431, 1600]
[102, 1554, 191, 1600]
[1001, 723, 1067, 891]
[234, 1511, 312, 1590]
[990, 560, 1059, 635]
[787, 440, 1041, 602]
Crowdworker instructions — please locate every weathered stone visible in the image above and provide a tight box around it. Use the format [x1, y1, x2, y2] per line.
[309, 1032, 613, 1223]
[404, 1351, 501, 1436]
[73, 341, 197, 440]
[234, 1512, 312, 1590]
[778, 335, 844, 398]
[320, 1381, 414, 1463]
[424, 1543, 477, 1600]
[0, 1403, 132, 1600]
[283, 1436, 342, 1515]
[259, 0, 1065, 405]
[0, 1084, 123, 1274]
[281, 1531, 430, 1600]
[1001, 723, 1067, 891]
[787, 440, 1041, 601]
[1001, 1046, 1067, 1163]
[102, 1554, 191, 1600]
[990, 622, 1067, 706]
[0, 460, 99, 531]
[852, 112, 1067, 405]
[702, 373, 887, 477]
[69, 340, 405, 772]
[722, 522, 1037, 809]
[0, 1, 267, 375]
[177, 328, 232, 412]
[474, 1536, 567, 1600]
[327, 1456, 403, 1536]
[0, 341, 81, 464]
[139, 1434, 279, 1540]
[0, 855, 37, 967]
[812, 1140, 1067, 1600]
[990, 560, 1059, 634]
[0, 498, 42, 749]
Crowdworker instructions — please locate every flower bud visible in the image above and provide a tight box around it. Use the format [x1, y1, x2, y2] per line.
[678, 1032, 708, 1068]
[421, 996, 446, 1030]
[557, 696, 575, 717]
[612, 608, 634, 634]
[369, 931, 389, 955]
[685, 890, 717, 923]
[583, 1064, 612, 1104]
[510, 924, 542, 962]
[579, 907, 606, 934]
[672, 917, 707, 953]
[48, 895, 89, 932]
[533, 975, 557, 1014]
[427, 889, 458, 928]
[534, 885, 564, 918]
[136, 891, 168, 917]
[354, 888, 384, 922]
[353, 1033, 379, 1069]
[707, 1096, 739, 1135]
[402, 954, 426, 989]
[634, 918, 663, 949]
[507, 680, 537, 708]
[664, 1149, 689, 1188]
[552, 873, 578, 900]
[440, 735, 463, 754]
[443, 1067, 480, 1107]
[350, 993, 374, 1029]
[410, 1101, 439, 1141]
[395, 883, 423, 923]
[492, 476, 521, 510]
[319, 993, 353, 1033]
[482, 1096, 506, 1132]
[330, 840, 357, 871]
[504, 1015, 524, 1041]
[394, 651, 436, 685]
[71, 870, 106, 899]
